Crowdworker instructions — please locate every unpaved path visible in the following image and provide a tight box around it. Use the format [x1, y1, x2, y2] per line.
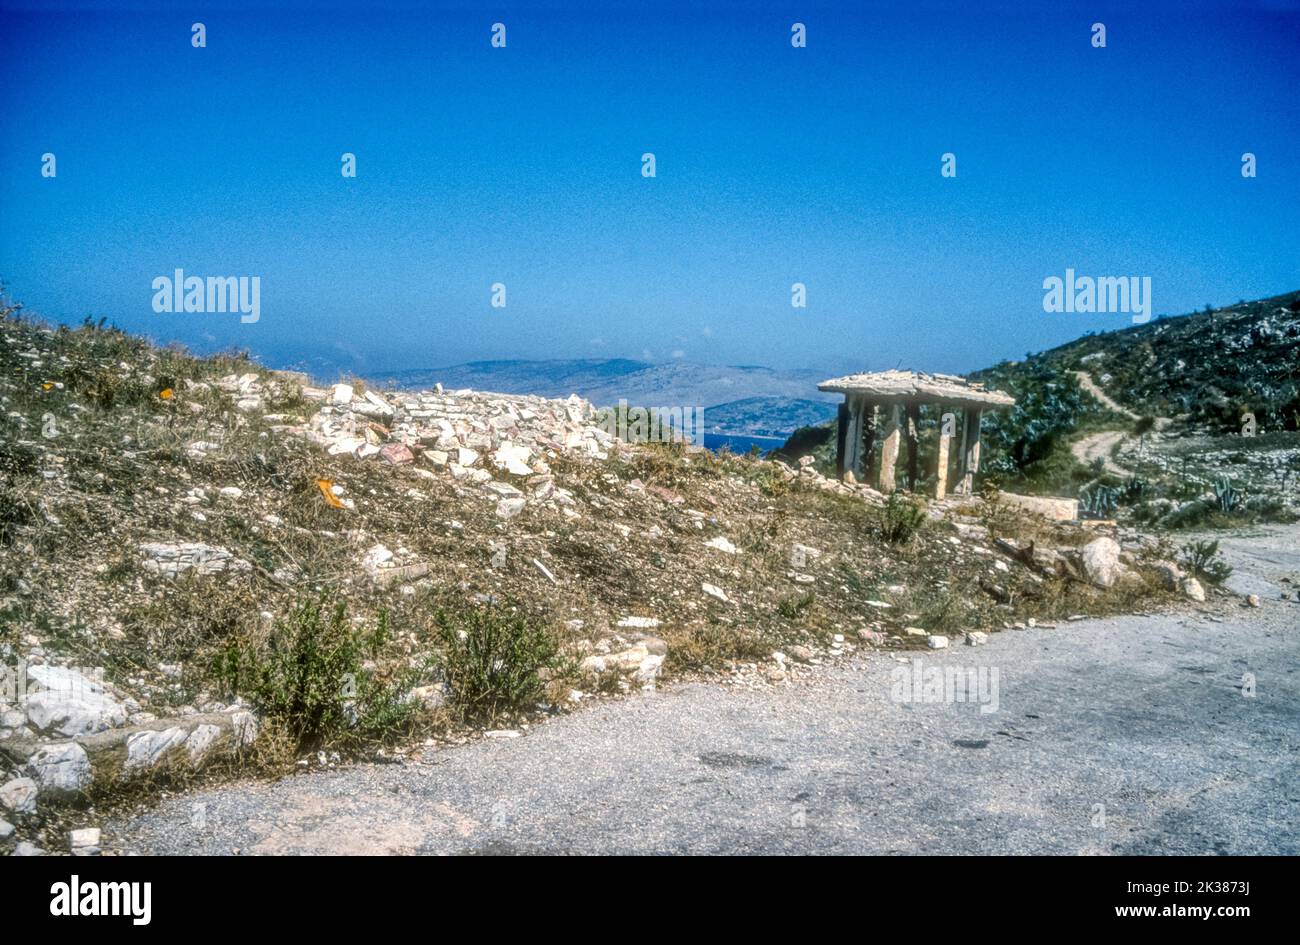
[1072, 429, 1132, 476]
[1069, 371, 1173, 476]
[108, 527, 1300, 856]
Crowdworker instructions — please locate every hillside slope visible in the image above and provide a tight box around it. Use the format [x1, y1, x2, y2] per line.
[975, 290, 1300, 433]
[1, 296, 1189, 853]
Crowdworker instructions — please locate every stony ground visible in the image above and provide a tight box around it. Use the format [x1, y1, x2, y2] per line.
[0, 304, 1259, 855]
[103, 524, 1300, 855]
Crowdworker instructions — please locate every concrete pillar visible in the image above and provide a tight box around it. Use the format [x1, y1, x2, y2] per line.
[861, 401, 878, 485]
[904, 403, 921, 491]
[934, 406, 953, 499]
[843, 396, 863, 479]
[835, 402, 849, 477]
[958, 407, 983, 495]
[878, 404, 901, 493]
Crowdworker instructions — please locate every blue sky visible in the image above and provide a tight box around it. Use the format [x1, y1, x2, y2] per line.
[1, 0, 1298, 378]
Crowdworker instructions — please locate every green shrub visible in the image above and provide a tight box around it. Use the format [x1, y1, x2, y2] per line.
[1180, 540, 1233, 585]
[434, 605, 564, 722]
[756, 465, 789, 497]
[875, 493, 928, 544]
[214, 596, 423, 751]
[777, 591, 815, 620]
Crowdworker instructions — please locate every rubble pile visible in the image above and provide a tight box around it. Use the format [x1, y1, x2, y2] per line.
[304, 382, 617, 468]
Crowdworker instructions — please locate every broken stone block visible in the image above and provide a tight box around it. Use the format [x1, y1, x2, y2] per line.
[125, 727, 189, 770]
[24, 687, 126, 738]
[379, 442, 414, 465]
[182, 723, 222, 763]
[496, 497, 527, 520]
[1081, 537, 1122, 588]
[26, 742, 93, 798]
[69, 827, 101, 856]
[139, 542, 252, 578]
[492, 444, 533, 476]
[0, 777, 39, 815]
[1151, 560, 1183, 591]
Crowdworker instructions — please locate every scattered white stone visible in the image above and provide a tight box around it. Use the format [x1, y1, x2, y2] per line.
[1081, 536, 1122, 588]
[617, 616, 662, 629]
[702, 582, 730, 603]
[25, 742, 92, 797]
[705, 536, 739, 554]
[965, 631, 988, 646]
[0, 777, 38, 815]
[927, 634, 949, 649]
[1182, 577, 1207, 602]
[789, 544, 821, 568]
[69, 827, 101, 856]
[362, 544, 394, 573]
[532, 558, 557, 584]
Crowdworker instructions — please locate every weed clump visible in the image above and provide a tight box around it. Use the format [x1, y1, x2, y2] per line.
[1179, 540, 1233, 585]
[433, 605, 565, 722]
[875, 493, 928, 544]
[214, 596, 424, 751]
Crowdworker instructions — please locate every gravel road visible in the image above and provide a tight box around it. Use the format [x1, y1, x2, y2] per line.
[110, 527, 1300, 855]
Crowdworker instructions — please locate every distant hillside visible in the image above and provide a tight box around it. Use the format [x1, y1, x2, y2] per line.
[378, 358, 650, 397]
[975, 290, 1300, 433]
[702, 397, 838, 439]
[374, 359, 840, 437]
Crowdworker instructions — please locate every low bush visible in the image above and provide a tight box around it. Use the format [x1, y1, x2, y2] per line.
[433, 604, 566, 722]
[213, 596, 425, 751]
[875, 493, 928, 544]
[1180, 540, 1233, 585]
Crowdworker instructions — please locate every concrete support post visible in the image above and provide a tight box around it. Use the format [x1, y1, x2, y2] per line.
[934, 406, 953, 499]
[878, 404, 902, 493]
[958, 407, 983, 495]
[835, 402, 849, 478]
[904, 403, 921, 491]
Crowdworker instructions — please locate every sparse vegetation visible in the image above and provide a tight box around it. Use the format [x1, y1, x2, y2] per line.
[432, 604, 567, 723]
[875, 493, 928, 544]
[1179, 540, 1233, 586]
[213, 596, 426, 751]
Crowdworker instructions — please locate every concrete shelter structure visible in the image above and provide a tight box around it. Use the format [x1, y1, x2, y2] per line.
[818, 370, 1015, 498]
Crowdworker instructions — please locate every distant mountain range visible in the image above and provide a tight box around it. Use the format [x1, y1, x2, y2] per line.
[371, 359, 841, 437]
